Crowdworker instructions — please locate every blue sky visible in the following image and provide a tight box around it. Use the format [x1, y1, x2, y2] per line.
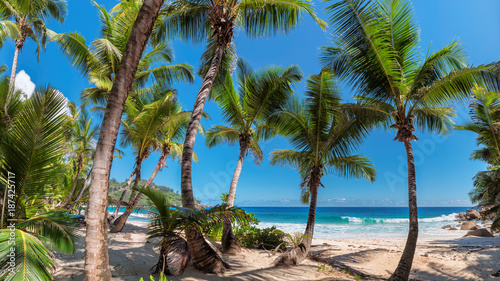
[1, 0, 499, 207]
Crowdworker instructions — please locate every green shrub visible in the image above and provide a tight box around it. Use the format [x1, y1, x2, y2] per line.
[234, 226, 286, 250]
[203, 193, 260, 241]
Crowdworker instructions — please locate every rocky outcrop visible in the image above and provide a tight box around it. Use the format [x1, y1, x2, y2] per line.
[460, 221, 478, 230]
[463, 228, 494, 238]
[466, 209, 482, 220]
[456, 207, 495, 222]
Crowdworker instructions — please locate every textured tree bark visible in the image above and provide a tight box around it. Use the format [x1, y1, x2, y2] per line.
[112, 170, 136, 218]
[8, 40, 22, 91]
[180, 44, 228, 273]
[61, 158, 83, 207]
[222, 143, 248, 254]
[4, 41, 22, 127]
[111, 148, 168, 232]
[226, 144, 247, 207]
[273, 172, 320, 267]
[84, 1, 164, 280]
[388, 140, 418, 281]
[67, 168, 92, 213]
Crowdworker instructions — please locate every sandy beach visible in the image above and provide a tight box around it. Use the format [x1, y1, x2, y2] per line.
[52, 222, 500, 281]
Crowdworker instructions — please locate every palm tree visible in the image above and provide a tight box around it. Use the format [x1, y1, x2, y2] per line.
[205, 58, 302, 253]
[59, 106, 99, 208]
[0, 0, 67, 90]
[268, 71, 376, 266]
[158, 0, 326, 272]
[0, 86, 77, 280]
[321, 0, 500, 279]
[456, 87, 500, 165]
[457, 87, 500, 229]
[111, 85, 197, 232]
[137, 186, 250, 276]
[51, 1, 193, 108]
[79, 0, 170, 279]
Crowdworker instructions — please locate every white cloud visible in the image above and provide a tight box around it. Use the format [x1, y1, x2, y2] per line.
[14, 70, 35, 100]
[13, 72, 72, 116]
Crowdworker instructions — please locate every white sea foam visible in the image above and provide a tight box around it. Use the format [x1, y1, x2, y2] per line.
[255, 213, 463, 239]
[340, 213, 458, 224]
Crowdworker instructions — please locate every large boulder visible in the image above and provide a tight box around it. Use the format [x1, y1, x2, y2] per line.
[464, 228, 494, 238]
[461, 221, 478, 230]
[466, 209, 482, 220]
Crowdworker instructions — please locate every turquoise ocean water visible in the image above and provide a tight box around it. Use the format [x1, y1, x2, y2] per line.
[108, 206, 469, 239]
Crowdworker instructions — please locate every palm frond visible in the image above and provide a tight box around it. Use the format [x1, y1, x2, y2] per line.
[0, 229, 54, 281]
[326, 154, 376, 182]
[238, 0, 326, 37]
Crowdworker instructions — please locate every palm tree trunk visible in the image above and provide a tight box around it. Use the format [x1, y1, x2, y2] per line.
[111, 148, 168, 233]
[112, 170, 136, 217]
[8, 40, 22, 91]
[111, 157, 145, 233]
[389, 140, 418, 281]
[67, 168, 92, 213]
[84, 1, 165, 279]
[4, 39, 23, 127]
[222, 144, 248, 254]
[180, 44, 228, 273]
[274, 172, 320, 267]
[61, 158, 83, 207]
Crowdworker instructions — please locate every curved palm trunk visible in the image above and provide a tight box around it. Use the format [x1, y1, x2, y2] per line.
[274, 173, 320, 267]
[67, 168, 92, 213]
[112, 170, 136, 218]
[84, 1, 164, 279]
[389, 140, 418, 281]
[112, 148, 168, 233]
[111, 156, 145, 233]
[60, 158, 83, 207]
[180, 44, 228, 273]
[222, 144, 248, 254]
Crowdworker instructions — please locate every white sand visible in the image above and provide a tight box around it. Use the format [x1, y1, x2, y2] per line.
[53, 222, 500, 280]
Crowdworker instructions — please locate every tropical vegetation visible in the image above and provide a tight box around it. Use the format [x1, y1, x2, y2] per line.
[205, 58, 302, 253]
[268, 71, 376, 265]
[321, 0, 499, 279]
[457, 86, 500, 230]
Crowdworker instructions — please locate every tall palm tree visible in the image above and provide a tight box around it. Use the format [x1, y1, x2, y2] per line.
[0, 0, 67, 90]
[457, 87, 500, 229]
[111, 85, 197, 232]
[268, 71, 376, 266]
[158, 0, 325, 272]
[51, 1, 193, 108]
[205, 58, 302, 253]
[79, 0, 169, 279]
[60, 106, 99, 208]
[0, 86, 77, 280]
[321, 0, 500, 279]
